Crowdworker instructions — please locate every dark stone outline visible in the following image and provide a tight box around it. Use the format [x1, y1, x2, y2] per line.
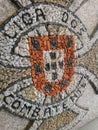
[37, 109, 79, 130]
[0, 72, 83, 106]
[75, 64, 98, 94]
[0, 1, 97, 128]
[1, 64, 97, 120]
[1, 65, 96, 109]
[1, 2, 95, 69]
[0, 64, 98, 106]
[1, 93, 77, 120]
[10, 0, 23, 8]
[0, 2, 88, 33]
[11, 22, 83, 58]
[0, 21, 84, 69]
[0, 75, 32, 94]
[57, 107, 88, 130]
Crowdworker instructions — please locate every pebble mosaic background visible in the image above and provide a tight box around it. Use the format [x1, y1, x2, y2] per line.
[0, 0, 98, 130]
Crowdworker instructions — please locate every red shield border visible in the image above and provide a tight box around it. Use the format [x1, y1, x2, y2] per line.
[28, 35, 74, 95]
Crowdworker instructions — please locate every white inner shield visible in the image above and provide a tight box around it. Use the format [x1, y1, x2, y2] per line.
[43, 49, 65, 82]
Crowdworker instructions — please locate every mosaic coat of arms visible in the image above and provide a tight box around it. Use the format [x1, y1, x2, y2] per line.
[0, 0, 98, 130]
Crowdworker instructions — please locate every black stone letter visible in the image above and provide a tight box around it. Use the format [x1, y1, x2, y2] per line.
[62, 12, 68, 23]
[22, 12, 32, 25]
[3, 94, 14, 105]
[35, 8, 46, 21]
[12, 100, 21, 109]
[32, 107, 40, 117]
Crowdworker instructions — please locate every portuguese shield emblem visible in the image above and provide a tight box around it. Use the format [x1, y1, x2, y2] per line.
[28, 35, 74, 95]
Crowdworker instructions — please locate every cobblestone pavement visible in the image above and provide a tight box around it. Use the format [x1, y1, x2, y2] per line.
[0, 0, 98, 130]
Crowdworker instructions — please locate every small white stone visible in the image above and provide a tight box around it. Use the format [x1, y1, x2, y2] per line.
[14, 46, 19, 54]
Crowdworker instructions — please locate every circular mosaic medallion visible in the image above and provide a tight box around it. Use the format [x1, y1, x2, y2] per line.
[0, 2, 98, 122]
